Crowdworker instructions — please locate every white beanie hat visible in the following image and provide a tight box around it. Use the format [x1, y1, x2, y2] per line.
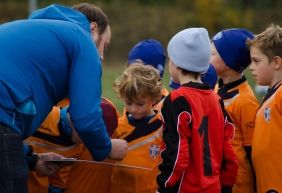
[167, 28, 211, 74]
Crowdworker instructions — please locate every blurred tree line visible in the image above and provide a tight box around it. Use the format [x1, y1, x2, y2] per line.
[0, 0, 281, 64]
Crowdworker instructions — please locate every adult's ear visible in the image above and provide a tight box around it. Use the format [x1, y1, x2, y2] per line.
[90, 22, 98, 34]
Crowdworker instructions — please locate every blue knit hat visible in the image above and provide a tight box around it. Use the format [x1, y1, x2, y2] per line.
[128, 39, 166, 78]
[169, 64, 218, 89]
[201, 64, 218, 89]
[212, 29, 254, 73]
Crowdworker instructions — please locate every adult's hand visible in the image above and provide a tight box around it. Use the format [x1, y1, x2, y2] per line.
[108, 139, 128, 161]
[35, 152, 65, 176]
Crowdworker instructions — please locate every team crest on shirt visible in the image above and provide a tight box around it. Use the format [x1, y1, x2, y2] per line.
[264, 107, 271, 122]
[149, 144, 160, 159]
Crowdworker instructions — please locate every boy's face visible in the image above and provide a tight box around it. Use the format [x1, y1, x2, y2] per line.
[123, 97, 155, 120]
[210, 43, 228, 76]
[249, 46, 274, 86]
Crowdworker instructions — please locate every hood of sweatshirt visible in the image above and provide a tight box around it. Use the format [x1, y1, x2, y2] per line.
[29, 4, 90, 32]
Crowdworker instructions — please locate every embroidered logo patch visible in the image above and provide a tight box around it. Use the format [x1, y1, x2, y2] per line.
[149, 144, 160, 159]
[213, 32, 223, 40]
[264, 107, 271, 122]
[157, 64, 164, 74]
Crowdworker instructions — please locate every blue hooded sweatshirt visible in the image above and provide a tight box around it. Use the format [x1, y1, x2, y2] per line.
[0, 4, 111, 161]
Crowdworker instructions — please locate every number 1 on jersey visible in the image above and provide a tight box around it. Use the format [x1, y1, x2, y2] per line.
[198, 116, 212, 176]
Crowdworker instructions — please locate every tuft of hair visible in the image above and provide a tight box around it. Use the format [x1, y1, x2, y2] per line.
[247, 24, 282, 61]
[72, 3, 109, 34]
[114, 63, 163, 103]
[179, 67, 200, 80]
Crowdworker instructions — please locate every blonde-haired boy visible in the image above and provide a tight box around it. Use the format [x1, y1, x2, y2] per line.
[248, 24, 282, 193]
[111, 63, 163, 193]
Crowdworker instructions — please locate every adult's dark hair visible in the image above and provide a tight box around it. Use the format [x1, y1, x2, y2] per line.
[73, 3, 109, 35]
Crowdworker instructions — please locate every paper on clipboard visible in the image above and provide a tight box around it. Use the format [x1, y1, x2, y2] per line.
[46, 158, 153, 171]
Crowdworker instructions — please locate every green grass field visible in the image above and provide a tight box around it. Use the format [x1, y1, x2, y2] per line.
[102, 65, 264, 114]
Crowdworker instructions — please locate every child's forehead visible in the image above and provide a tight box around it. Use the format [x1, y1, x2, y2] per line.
[250, 46, 264, 55]
[210, 42, 218, 51]
[124, 95, 152, 103]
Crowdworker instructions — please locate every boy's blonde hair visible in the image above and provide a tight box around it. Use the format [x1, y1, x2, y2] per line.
[247, 24, 282, 61]
[114, 63, 163, 102]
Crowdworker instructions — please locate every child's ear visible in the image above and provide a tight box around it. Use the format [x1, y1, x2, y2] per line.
[273, 56, 282, 70]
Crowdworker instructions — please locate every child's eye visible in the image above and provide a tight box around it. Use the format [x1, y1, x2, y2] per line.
[137, 103, 144, 106]
[253, 59, 259, 63]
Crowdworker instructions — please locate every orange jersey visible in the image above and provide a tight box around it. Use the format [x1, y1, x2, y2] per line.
[25, 106, 82, 193]
[65, 97, 119, 193]
[252, 83, 282, 193]
[64, 146, 115, 193]
[218, 77, 259, 193]
[111, 112, 163, 193]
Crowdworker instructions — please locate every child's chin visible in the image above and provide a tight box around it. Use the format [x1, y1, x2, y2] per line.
[132, 115, 143, 120]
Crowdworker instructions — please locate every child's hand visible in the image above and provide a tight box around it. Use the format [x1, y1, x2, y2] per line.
[108, 139, 128, 161]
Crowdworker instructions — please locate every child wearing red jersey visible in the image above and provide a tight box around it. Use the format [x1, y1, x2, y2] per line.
[157, 28, 238, 193]
[211, 28, 259, 193]
[111, 63, 163, 193]
[248, 24, 282, 193]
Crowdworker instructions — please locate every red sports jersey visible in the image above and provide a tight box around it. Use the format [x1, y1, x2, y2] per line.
[157, 82, 238, 193]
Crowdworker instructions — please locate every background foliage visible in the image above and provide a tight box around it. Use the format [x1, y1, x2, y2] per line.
[0, 0, 281, 112]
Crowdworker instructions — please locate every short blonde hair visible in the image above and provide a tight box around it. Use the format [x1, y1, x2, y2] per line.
[247, 24, 282, 61]
[114, 63, 163, 102]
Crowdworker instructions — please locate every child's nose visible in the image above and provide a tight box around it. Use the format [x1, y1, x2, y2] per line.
[249, 62, 254, 70]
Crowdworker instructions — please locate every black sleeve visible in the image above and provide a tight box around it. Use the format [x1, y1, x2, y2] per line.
[244, 146, 257, 192]
[221, 186, 233, 193]
[219, 99, 233, 124]
[157, 94, 192, 193]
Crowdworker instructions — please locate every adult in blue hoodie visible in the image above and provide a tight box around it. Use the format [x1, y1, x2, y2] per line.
[0, 4, 127, 193]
